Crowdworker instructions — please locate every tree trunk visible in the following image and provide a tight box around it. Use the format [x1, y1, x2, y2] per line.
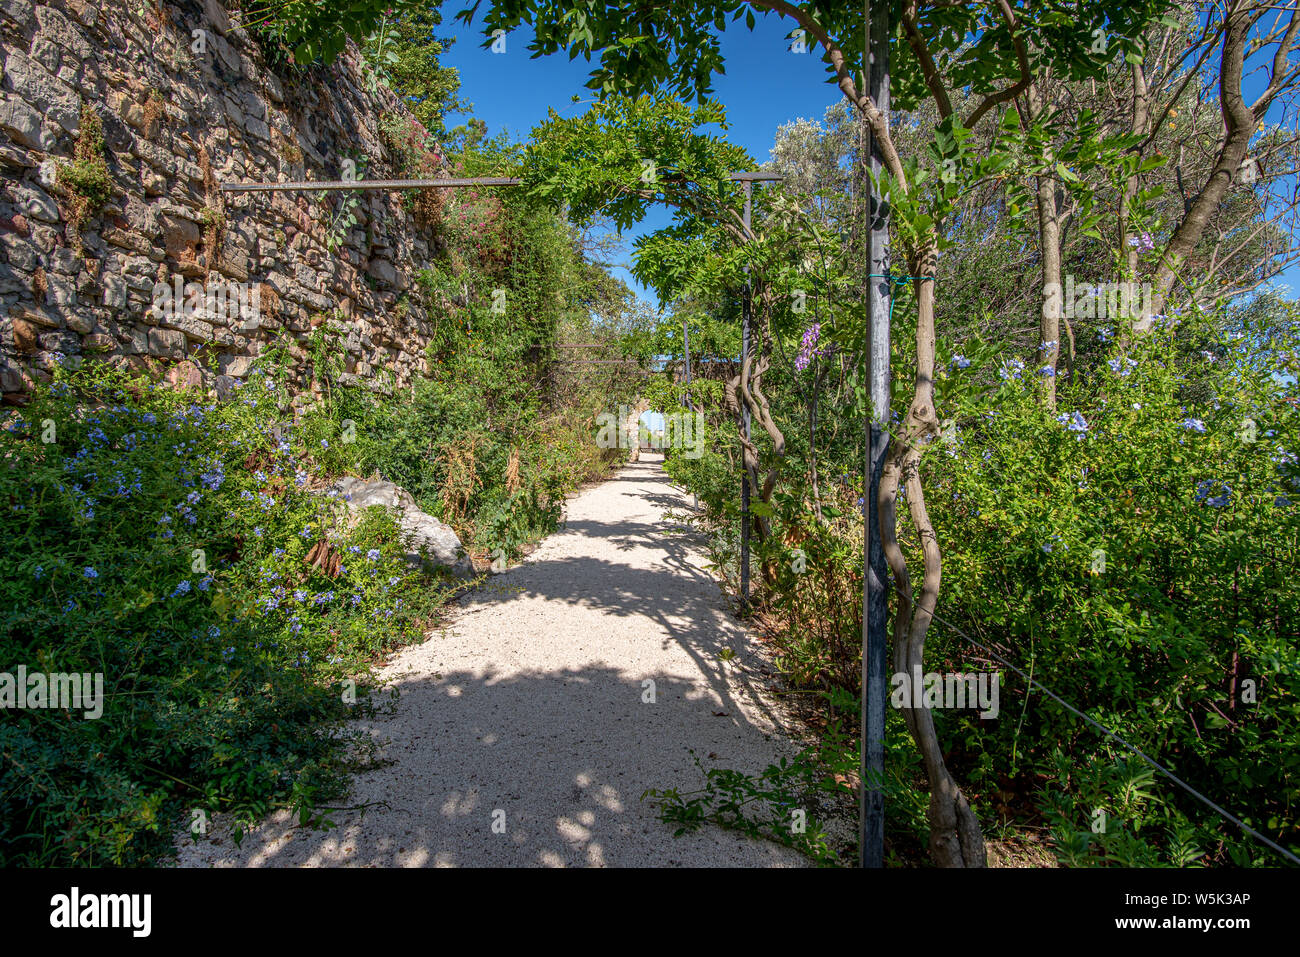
[1035, 169, 1062, 408]
[729, 288, 787, 562]
[1120, 61, 1149, 283]
[877, 246, 987, 867]
[1150, 8, 1256, 319]
[1025, 82, 1062, 409]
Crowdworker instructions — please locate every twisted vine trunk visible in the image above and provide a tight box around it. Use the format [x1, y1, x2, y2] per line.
[727, 285, 787, 572]
[877, 248, 987, 868]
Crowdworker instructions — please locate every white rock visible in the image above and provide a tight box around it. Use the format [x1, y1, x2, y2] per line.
[328, 476, 473, 576]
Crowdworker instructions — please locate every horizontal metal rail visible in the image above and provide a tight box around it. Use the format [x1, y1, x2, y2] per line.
[535, 343, 616, 349]
[220, 172, 782, 193]
[220, 176, 522, 193]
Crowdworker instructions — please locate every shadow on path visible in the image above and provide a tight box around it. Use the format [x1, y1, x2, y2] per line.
[174, 454, 804, 868]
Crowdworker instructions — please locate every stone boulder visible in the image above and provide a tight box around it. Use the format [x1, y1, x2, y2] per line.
[327, 476, 473, 576]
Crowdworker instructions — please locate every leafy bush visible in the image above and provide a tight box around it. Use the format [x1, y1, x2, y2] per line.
[244, 0, 410, 64]
[379, 112, 447, 228]
[662, 302, 1300, 866]
[297, 165, 635, 558]
[0, 117, 641, 866]
[757, 483, 865, 692]
[0, 364, 454, 865]
[924, 310, 1300, 865]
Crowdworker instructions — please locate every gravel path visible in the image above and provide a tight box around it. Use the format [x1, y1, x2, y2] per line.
[175, 453, 806, 867]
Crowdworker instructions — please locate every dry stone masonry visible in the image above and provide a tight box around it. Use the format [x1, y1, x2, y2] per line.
[0, 0, 444, 405]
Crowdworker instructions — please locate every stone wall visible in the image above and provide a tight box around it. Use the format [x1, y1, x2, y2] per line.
[0, 0, 443, 405]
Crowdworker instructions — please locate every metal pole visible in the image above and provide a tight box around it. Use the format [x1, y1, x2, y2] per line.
[860, 0, 892, 869]
[740, 180, 753, 609]
[683, 318, 698, 509]
[219, 172, 785, 193]
[683, 319, 692, 408]
[220, 176, 526, 192]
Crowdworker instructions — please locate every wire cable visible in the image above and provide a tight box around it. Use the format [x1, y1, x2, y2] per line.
[926, 608, 1300, 866]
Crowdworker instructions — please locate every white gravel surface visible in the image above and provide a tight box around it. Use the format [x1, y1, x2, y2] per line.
[175, 453, 806, 867]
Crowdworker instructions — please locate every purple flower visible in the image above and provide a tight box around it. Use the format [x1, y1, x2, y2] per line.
[1056, 411, 1089, 440]
[1196, 479, 1231, 507]
[794, 323, 826, 372]
[999, 358, 1025, 380]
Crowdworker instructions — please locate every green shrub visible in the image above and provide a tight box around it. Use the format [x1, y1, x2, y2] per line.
[926, 310, 1300, 866]
[662, 304, 1300, 866]
[0, 363, 454, 864]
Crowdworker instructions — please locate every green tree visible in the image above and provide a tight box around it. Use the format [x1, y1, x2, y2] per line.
[461, 0, 1137, 868]
[362, 6, 466, 137]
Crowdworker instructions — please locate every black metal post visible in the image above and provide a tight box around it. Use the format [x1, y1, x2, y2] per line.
[682, 318, 692, 408]
[683, 318, 698, 509]
[861, 0, 892, 869]
[740, 180, 753, 609]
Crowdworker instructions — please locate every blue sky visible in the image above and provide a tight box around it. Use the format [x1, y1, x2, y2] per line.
[439, 14, 844, 302]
